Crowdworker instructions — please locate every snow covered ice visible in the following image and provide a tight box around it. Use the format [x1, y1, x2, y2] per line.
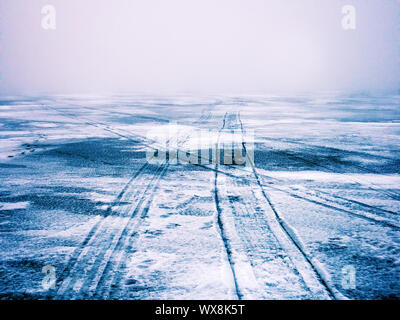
[0, 93, 399, 300]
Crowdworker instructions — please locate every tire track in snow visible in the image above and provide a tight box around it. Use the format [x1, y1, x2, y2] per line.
[223, 176, 324, 299]
[237, 111, 346, 300]
[35, 102, 400, 205]
[40, 103, 217, 167]
[213, 112, 330, 299]
[189, 110, 399, 231]
[213, 112, 244, 300]
[36, 104, 174, 299]
[262, 182, 400, 230]
[95, 106, 227, 299]
[58, 106, 216, 299]
[258, 139, 400, 201]
[54, 160, 151, 293]
[56, 102, 397, 232]
[57, 161, 168, 299]
[82, 164, 169, 299]
[39, 105, 382, 300]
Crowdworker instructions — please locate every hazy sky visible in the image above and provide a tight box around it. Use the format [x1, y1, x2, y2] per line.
[0, 0, 399, 94]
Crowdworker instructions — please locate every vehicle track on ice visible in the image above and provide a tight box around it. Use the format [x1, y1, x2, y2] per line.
[89, 107, 219, 299]
[56, 161, 168, 299]
[258, 137, 400, 201]
[50, 104, 218, 299]
[237, 111, 346, 299]
[36, 104, 171, 299]
[213, 112, 244, 299]
[213, 111, 345, 299]
[258, 180, 400, 230]
[40, 104, 356, 298]
[49, 103, 397, 233]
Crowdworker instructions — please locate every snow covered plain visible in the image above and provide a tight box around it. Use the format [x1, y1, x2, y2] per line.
[0, 93, 399, 300]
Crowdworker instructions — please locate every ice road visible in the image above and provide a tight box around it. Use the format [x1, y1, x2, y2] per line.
[0, 93, 399, 300]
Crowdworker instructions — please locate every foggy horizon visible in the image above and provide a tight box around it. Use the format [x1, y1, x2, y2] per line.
[0, 0, 399, 95]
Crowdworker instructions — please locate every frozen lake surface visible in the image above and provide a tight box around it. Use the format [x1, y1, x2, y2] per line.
[0, 93, 399, 300]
